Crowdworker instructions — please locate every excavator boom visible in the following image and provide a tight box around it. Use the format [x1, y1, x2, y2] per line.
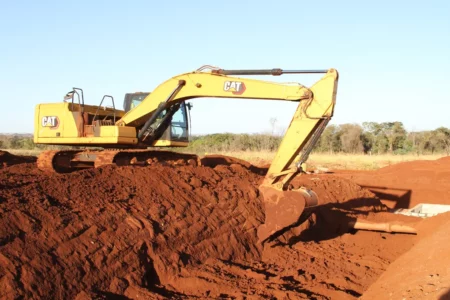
[116, 69, 314, 128]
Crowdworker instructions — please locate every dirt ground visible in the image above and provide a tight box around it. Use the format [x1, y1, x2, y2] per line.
[0, 150, 36, 168]
[0, 151, 449, 299]
[336, 156, 450, 209]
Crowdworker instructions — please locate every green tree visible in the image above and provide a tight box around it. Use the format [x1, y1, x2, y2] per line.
[419, 131, 439, 154]
[317, 125, 341, 153]
[381, 122, 407, 152]
[434, 127, 450, 155]
[362, 122, 387, 154]
[21, 138, 35, 150]
[362, 122, 406, 154]
[9, 136, 21, 149]
[339, 124, 364, 153]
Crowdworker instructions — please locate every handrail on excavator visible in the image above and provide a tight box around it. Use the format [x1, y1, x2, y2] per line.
[212, 69, 329, 76]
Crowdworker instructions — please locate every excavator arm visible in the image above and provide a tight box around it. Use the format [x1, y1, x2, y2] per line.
[116, 66, 339, 242]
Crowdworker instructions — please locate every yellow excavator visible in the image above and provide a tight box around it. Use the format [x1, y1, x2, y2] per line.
[33, 65, 339, 242]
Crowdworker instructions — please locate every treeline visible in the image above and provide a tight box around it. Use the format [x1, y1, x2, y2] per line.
[2, 122, 450, 155]
[0, 135, 36, 150]
[0, 135, 74, 151]
[187, 122, 450, 155]
[316, 122, 450, 155]
[187, 133, 281, 152]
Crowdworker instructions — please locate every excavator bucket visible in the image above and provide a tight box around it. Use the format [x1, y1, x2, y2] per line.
[257, 185, 319, 243]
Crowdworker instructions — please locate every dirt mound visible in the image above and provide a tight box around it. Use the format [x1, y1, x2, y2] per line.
[0, 156, 422, 299]
[0, 161, 264, 299]
[336, 156, 450, 209]
[362, 212, 450, 299]
[0, 150, 36, 168]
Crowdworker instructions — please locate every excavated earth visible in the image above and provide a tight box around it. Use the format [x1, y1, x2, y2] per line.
[0, 150, 36, 168]
[0, 151, 449, 299]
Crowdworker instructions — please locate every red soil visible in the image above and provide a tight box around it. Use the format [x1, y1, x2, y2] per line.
[362, 212, 450, 300]
[0, 150, 36, 168]
[336, 157, 450, 209]
[0, 151, 449, 299]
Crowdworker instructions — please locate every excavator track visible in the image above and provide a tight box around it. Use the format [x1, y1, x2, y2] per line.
[37, 149, 200, 173]
[37, 150, 58, 173]
[37, 150, 83, 173]
[93, 150, 121, 168]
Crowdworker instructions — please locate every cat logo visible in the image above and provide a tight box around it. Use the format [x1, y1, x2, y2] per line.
[41, 116, 60, 129]
[223, 81, 246, 95]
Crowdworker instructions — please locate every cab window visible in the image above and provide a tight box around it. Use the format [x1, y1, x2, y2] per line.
[130, 95, 146, 109]
[171, 103, 188, 140]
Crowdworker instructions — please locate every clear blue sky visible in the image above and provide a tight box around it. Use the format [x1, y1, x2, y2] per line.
[1, 0, 449, 135]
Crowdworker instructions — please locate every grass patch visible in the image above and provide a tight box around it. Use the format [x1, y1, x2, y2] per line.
[1, 149, 43, 157]
[191, 150, 446, 170]
[308, 153, 445, 170]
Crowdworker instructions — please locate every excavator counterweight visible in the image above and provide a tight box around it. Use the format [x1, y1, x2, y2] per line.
[33, 65, 339, 242]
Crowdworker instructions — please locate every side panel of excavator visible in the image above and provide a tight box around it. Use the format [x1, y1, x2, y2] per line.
[35, 103, 80, 139]
[34, 103, 190, 147]
[34, 102, 138, 145]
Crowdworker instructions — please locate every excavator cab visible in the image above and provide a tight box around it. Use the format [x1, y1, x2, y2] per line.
[123, 92, 191, 146]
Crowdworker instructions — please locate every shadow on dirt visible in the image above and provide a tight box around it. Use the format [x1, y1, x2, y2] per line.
[94, 291, 130, 300]
[220, 259, 277, 278]
[271, 196, 384, 247]
[439, 288, 450, 300]
[0, 150, 37, 168]
[360, 185, 412, 209]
